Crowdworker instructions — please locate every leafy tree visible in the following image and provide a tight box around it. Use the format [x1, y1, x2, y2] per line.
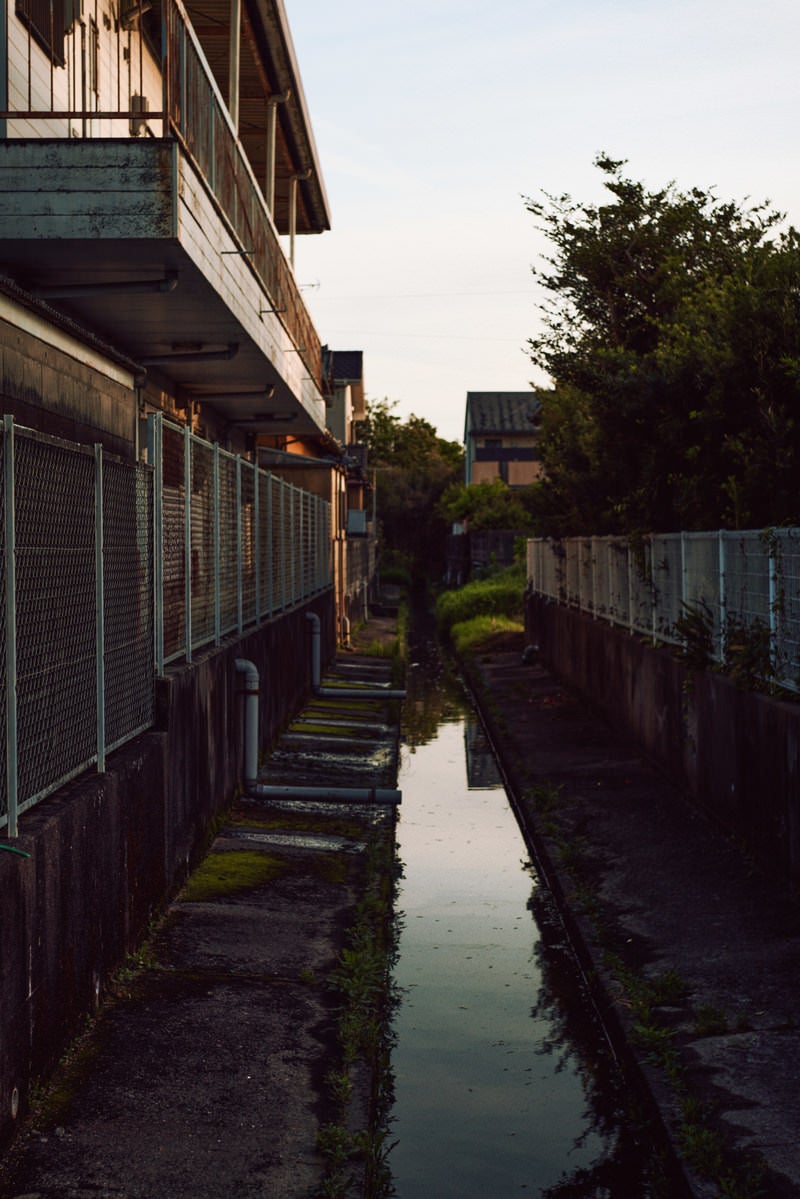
[357, 400, 464, 576]
[438, 478, 536, 532]
[526, 155, 800, 532]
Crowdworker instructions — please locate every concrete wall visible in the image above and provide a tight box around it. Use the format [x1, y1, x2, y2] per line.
[526, 593, 800, 888]
[0, 594, 335, 1149]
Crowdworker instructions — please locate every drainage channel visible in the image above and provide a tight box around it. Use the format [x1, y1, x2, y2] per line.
[387, 639, 666, 1197]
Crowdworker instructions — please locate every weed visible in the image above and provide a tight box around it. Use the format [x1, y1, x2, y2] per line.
[693, 1002, 729, 1036]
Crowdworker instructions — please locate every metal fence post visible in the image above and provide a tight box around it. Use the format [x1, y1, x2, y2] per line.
[254, 463, 261, 620]
[280, 482, 286, 610]
[236, 456, 243, 634]
[266, 471, 273, 615]
[3, 416, 18, 837]
[214, 443, 221, 645]
[290, 485, 297, 604]
[184, 425, 192, 663]
[718, 530, 727, 663]
[147, 413, 164, 676]
[95, 445, 106, 774]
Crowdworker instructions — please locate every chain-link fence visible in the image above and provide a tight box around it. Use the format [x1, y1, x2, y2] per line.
[527, 529, 800, 693]
[1, 419, 155, 834]
[147, 415, 332, 671]
[0, 415, 334, 833]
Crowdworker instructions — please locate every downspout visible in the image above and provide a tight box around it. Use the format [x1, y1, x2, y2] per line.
[266, 90, 291, 216]
[228, 0, 241, 131]
[305, 612, 406, 699]
[235, 658, 259, 788]
[234, 653, 401, 805]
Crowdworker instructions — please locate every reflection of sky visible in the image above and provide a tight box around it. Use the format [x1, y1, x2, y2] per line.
[392, 719, 607, 1198]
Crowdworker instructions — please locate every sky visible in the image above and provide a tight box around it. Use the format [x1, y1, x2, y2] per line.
[287, 0, 800, 444]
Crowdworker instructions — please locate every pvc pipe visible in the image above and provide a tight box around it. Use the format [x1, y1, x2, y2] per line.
[245, 783, 401, 806]
[315, 686, 407, 700]
[306, 610, 406, 699]
[306, 611, 321, 689]
[235, 658, 260, 786]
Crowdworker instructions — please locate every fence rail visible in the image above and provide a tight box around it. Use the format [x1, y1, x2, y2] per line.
[0, 416, 333, 834]
[527, 529, 800, 693]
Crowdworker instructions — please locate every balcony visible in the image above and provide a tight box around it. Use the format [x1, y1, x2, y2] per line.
[0, 0, 329, 435]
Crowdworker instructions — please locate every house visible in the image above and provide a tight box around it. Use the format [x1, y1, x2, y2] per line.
[464, 391, 542, 487]
[0, 0, 378, 633]
[0, 0, 332, 458]
[0, 0, 386, 1149]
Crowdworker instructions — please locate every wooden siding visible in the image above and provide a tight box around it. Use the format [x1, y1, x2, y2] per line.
[0, 140, 175, 237]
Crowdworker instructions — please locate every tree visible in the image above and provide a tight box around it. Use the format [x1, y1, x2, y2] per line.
[357, 400, 464, 576]
[438, 478, 536, 532]
[526, 155, 800, 532]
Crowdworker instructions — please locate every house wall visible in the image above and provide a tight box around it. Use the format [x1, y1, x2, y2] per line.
[526, 593, 800, 889]
[7, 0, 162, 138]
[0, 594, 336, 1152]
[0, 297, 138, 457]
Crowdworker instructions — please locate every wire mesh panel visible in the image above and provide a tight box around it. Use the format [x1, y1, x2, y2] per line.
[272, 476, 287, 611]
[161, 425, 187, 663]
[682, 533, 723, 656]
[240, 461, 257, 627]
[608, 538, 630, 627]
[577, 539, 594, 613]
[629, 538, 655, 638]
[218, 450, 239, 636]
[563, 539, 580, 607]
[592, 538, 611, 620]
[651, 534, 682, 641]
[103, 458, 155, 751]
[14, 431, 97, 810]
[775, 529, 800, 690]
[189, 437, 217, 651]
[724, 533, 771, 631]
[257, 468, 273, 619]
[0, 441, 6, 824]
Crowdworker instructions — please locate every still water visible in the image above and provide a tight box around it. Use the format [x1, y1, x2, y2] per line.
[388, 651, 663, 1198]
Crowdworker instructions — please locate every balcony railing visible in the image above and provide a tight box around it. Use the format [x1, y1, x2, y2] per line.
[1, 0, 322, 389]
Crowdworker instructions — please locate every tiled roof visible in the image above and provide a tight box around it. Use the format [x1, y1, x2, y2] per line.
[465, 392, 541, 437]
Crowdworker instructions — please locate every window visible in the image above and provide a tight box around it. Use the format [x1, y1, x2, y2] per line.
[16, 0, 66, 66]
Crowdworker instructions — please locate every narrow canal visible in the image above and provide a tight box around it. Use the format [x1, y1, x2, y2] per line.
[387, 633, 667, 1197]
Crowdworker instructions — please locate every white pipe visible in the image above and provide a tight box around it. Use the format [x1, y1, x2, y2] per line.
[235, 658, 259, 786]
[306, 611, 321, 689]
[228, 0, 241, 131]
[245, 783, 401, 806]
[306, 611, 406, 698]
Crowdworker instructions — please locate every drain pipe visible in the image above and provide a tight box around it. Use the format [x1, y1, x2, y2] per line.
[305, 612, 406, 700]
[234, 655, 402, 805]
[246, 783, 401, 805]
[235, 658, 260, 787]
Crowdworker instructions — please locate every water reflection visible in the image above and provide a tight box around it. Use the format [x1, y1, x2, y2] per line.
[388, 646, 666, 1197]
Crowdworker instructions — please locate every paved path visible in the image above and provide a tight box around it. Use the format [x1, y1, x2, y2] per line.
[467, 638, 800, 1199]
[0, 652, 400, 1199]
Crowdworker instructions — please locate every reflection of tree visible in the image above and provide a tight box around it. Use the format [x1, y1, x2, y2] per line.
[529, 884, 681, 1199]
[402, 624, 468, 749]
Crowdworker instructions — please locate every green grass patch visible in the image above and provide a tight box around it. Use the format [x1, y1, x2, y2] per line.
[435, 564, 525, 638]
[449, 614, 524, 655]
[180, 849, 288, 901]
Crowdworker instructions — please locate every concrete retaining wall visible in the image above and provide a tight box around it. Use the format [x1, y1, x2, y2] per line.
[526, 593, 800, 888]
[0, 594, 335, 1148]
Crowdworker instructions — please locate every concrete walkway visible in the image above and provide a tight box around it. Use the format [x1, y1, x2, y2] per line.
[0, 649, 401, 1199]
[465, 638, 800, 1199]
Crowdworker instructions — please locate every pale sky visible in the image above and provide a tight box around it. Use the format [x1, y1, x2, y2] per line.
[289, 1, 800, 444]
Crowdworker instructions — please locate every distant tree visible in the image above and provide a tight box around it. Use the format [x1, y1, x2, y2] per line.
[357, 399, 464, 576]
[438, 478, 535, 532]
[526, 155, 800, 532]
